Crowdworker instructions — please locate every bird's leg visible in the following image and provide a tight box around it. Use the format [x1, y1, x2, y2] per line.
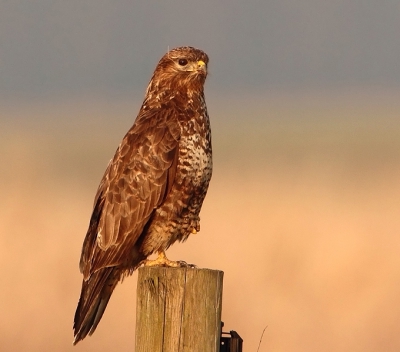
[142, 250, 196, 268]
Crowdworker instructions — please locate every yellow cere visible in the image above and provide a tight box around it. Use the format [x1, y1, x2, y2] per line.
[197, 60, 206, 67]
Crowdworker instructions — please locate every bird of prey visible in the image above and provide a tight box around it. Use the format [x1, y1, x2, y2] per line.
[73, 46, 212, 344]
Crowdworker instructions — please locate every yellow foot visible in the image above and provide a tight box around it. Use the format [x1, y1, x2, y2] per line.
[142, 251, 196, 268]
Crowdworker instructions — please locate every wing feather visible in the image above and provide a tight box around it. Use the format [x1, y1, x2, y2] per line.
[79, 109, 180, 279]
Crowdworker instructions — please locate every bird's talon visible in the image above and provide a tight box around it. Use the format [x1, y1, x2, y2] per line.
[176, 260, 197, 268]
[142, 251, 196, 268]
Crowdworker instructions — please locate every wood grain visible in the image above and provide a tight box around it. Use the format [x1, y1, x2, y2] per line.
[135, 267, 223, 352]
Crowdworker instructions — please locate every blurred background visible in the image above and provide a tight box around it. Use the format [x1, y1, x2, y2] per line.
[1, 1, 400, 351]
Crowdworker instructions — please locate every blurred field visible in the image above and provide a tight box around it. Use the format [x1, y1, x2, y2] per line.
[1, 91, 400, 351]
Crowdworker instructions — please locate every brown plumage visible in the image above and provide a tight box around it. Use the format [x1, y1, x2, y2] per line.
[73, 46, 212, 344]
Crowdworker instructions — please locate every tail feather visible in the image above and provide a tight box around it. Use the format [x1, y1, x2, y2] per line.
[73, 267, 119, 345]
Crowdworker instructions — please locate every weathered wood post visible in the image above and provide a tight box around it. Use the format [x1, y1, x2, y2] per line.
[135, 267, 224, 352]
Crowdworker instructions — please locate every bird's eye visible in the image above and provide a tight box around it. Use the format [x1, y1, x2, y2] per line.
[178, 58, 188, 66]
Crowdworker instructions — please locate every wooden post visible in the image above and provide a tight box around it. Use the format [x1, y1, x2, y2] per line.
[135, 267, 224, 352]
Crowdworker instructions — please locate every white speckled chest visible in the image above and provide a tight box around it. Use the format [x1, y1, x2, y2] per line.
[180, 119, 212, 187]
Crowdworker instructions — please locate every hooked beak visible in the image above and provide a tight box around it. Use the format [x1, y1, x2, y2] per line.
[197, 60, 207, 74]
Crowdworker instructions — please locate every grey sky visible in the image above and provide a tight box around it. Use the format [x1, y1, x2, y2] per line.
[1, 0, 400, 99]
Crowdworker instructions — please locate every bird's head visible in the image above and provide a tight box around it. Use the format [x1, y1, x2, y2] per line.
[147, 46, 209, 96]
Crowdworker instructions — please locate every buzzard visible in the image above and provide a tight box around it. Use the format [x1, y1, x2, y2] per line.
[73, 47, 212, 344]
